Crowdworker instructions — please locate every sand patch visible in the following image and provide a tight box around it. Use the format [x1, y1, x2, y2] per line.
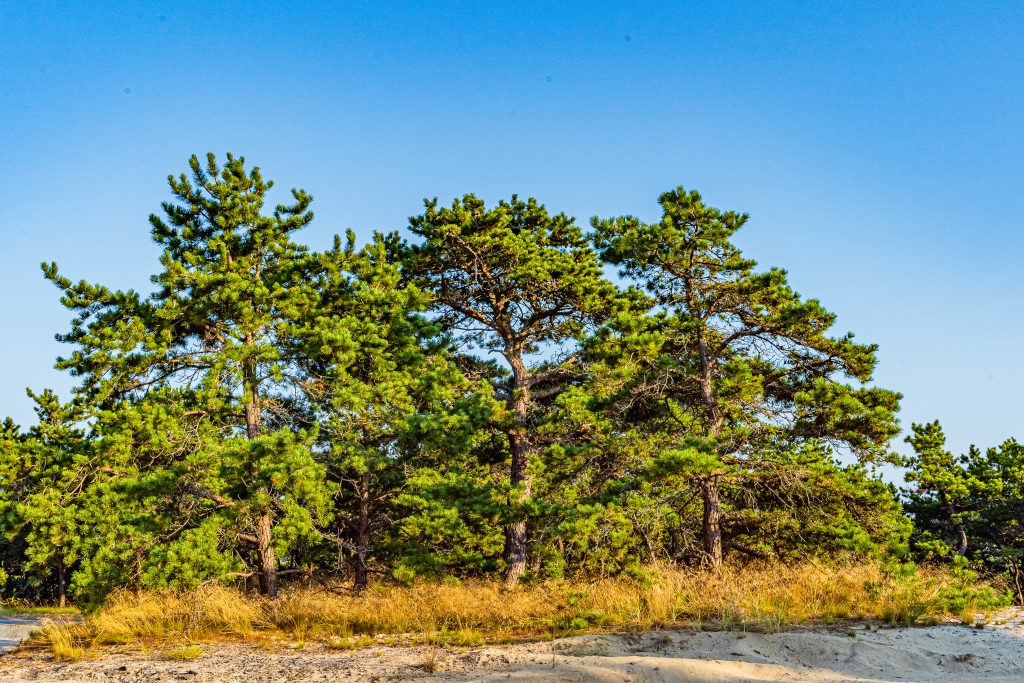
[4, 609, 1024, 682]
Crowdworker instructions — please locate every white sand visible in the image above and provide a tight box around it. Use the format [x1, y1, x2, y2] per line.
[0, 615, 41, 653]
[4, 609, 1024, 681]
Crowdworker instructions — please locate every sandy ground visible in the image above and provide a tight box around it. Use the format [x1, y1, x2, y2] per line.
[4, 611, 1024, 682]
[0, 615, 41, 653]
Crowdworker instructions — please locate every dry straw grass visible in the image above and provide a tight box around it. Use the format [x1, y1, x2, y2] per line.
[34, 617, 86, 661]
[28, 562, 1000, 657]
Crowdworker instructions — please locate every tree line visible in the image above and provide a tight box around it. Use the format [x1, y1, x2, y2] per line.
[0, 153, 1018, 607]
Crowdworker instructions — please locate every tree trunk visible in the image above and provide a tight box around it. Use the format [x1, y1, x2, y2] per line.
[954, 524, 968, 556]
[503, 353, 532, 588]
[937, 496, 968, 557]
[255, 510, 277, 598]
[354, 471, 371, 592]
[244, 382, 261, 441]
[695, 328, 725, 570]
[55, 553, 66, 608]
[504, 520, 529, 587]
[1011, 558, 1024, 606]
[701, 476, 723, 570]
[242, 353, 279, 597]
[946, 502, 968, 556]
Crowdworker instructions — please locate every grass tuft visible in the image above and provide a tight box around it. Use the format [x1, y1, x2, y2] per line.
[420, 645, 441, 673]
[162, 644, 204, 661]
[33, 618, 87, 661]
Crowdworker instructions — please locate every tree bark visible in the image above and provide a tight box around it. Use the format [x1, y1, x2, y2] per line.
[945, 501, 968, 556]
[354, 470, 371, 592]
[243, 353, 278, 597]
[255, 510, 277, 598]
[954, 524, 968, 556]
[244, 375, 261, 442]
[701, 476, 723, 570]
[696, 328, 725, 569]
[1011, 558, 1024, 606]
[55, 553, 66, 608]
[503, 352, 532, 588]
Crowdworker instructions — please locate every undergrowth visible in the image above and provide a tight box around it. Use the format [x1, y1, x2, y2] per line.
[27, 561, 1010, 658]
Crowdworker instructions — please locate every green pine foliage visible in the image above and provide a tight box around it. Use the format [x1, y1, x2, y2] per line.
[905, 420, 1024, 600]
[37, 153, 334, 599]
[591, 187, 902, 568]
[0, 392, 86, 605]
[298, 231, 499, 588]
[404, 194, 632, 586]
[0, 154, 1007, 607]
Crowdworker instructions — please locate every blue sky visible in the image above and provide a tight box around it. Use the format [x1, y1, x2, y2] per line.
[1, 1, 1021, 466]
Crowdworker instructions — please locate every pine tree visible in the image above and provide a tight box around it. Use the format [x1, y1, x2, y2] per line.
[43, 153, 330, 596]
[594, 187, 901, 568]
[0, 166, 944, 603]
[406, 195, 623, 585]
[299, 232, 496, 589]
[903, 420, 1024, 594]
[904, 421, 979, 557]
[0, 391, 87, 606]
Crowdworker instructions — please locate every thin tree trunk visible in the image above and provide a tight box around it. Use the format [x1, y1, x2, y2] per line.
[954, 524, 968, 556]
[503, 353, 532, 588]
[701, 476, 723, 570]
[354, 470, 371, 592]
[696, 328, 725, 570]
[243, 353, 278, 597]
[1011, 558, 1024, 606]
[636, 522, 656, 560]
[244, 379, 261, 442]
[55, 553, 66, 608]
[946, 501, 968, 556]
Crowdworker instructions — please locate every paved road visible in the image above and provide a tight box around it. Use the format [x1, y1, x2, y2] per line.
[0, 616, 43, 653]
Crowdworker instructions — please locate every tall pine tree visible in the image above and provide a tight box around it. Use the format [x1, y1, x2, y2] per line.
[299, 231, 495, 589]
[406, 195, 623, 585]
[43, 153, 330, 596]
[594, 187, 901, 568]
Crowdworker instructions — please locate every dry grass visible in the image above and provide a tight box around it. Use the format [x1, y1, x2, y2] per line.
[28, 562, 1005, 658]
[37, 617, 86, 661]
[420, 645, 442, 673]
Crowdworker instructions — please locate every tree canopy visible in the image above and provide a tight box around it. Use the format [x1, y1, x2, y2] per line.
[3, 154, 1013, 607]
[592, 188, 901, 567]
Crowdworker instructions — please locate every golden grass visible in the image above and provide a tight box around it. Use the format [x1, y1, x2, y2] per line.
[28, 562, 1005, 658]
[37, 617, 86, 661]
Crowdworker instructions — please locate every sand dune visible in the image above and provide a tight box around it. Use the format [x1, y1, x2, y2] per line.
[4, 610, 1024, 682]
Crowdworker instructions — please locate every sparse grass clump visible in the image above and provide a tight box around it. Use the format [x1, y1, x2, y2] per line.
[31, 561, 1009, 659]
[162, 644, 204, 661]
[420, 646, 441, 673]
[328, 634, 374, 650]
[423, 629, 487, 647]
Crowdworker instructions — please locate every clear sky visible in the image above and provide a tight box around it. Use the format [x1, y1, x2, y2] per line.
[1, 1, 1021, 466]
